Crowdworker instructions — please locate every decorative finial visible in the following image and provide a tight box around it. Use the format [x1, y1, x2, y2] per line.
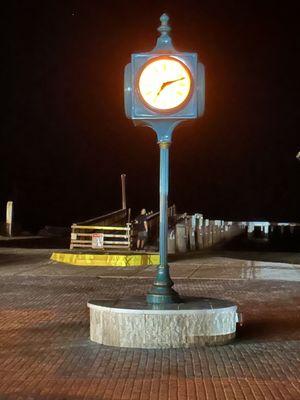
[158, 13, 171, 36]
[154, 13, 175, 52]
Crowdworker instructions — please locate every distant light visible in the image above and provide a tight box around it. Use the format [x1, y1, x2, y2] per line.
[297, 151, 300, 161]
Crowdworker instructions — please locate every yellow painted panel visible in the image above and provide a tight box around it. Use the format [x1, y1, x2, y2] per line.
[50, 252, 160, 267]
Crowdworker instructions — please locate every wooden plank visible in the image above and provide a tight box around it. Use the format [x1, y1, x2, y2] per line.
[71, 240, 92, 244]
[103, 241, 130, 245]
[104, 234, 129, 238]
[71, 244, 93, 248]
[71, 225, 130, 231]
[102, 245, 130, 248]
[72, 243, 130, 248]
[75, 233, 129, 238]
[72, 240, 130, 246]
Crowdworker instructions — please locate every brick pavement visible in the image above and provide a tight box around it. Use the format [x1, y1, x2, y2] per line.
[0, 270, 299, 400]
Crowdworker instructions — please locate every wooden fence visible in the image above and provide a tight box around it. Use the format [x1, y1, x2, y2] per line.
[70, 209, 131, 250]
[70, 224, 131, 250]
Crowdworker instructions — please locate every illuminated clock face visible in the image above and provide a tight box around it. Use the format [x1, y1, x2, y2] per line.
[138, 57, 192, 111]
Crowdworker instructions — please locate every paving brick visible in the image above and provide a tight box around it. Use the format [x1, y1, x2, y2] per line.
[0, 252, 300, 399]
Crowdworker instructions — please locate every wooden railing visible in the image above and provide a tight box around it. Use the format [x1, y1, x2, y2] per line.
[70, 224, 131, 250]
[75, 208, 129, 227]
[70, 208, 131, 250]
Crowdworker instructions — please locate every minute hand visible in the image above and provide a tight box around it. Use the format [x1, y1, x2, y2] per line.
[157, 77, 185, 96]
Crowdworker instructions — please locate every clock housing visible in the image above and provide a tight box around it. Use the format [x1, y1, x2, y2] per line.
[124, 52, 205, 121]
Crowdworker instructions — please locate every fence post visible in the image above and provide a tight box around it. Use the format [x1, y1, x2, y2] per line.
[189, 215, 196, 251]
[175, 223, 187, 253]
[209, 220, 214, 246]
[6, 201, 13, 237]
[203, 219, 209, 247]
[121, 174, 126, 210]
[197, 214, 204, 249]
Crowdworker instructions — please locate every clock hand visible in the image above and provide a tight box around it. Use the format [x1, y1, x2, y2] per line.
[156, 77, 185, 97]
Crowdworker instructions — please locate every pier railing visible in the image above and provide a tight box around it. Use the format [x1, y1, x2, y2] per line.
[70, 223, 131, 250]
[70, 209, 131, 250]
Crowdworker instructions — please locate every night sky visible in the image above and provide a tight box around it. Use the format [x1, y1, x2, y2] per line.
[3, 1, 300, 231]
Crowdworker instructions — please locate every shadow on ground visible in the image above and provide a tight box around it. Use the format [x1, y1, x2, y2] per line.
[236, 316, 300, 341]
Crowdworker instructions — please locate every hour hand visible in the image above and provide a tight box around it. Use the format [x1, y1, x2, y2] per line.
[156, 77, 185, 96]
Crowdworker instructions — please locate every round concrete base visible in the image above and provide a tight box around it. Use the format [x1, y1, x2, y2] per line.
[87, 297, 238, 348]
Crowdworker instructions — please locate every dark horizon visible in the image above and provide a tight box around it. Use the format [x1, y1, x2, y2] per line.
[2, 1, 299, 231]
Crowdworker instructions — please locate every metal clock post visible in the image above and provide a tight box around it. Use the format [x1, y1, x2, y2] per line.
[124, 14, 205, 304]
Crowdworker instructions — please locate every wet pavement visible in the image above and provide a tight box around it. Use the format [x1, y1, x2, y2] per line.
[0, 247, 299, 282]
[173, 258, 300, 282]
[0, 247, 299, 399]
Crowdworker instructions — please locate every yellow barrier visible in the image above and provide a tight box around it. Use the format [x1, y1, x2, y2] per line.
[51, 252, 160, 267]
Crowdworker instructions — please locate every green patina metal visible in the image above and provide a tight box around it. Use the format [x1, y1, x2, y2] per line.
[124, 14, 205, 304]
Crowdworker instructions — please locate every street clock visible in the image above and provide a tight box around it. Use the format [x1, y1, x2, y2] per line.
[124, 14, 205, 141]
[123, 14, 205, 304]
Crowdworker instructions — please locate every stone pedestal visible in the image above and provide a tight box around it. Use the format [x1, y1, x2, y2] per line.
[87, 297, 238, 348]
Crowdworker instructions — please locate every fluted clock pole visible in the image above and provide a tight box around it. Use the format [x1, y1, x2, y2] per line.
[147, 140, 180, 304]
